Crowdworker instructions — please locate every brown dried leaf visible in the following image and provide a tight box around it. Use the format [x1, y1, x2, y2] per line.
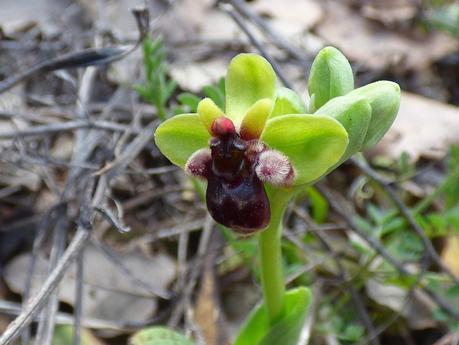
[359, 0, 417, 26]
[4, 245, 176, 323]
[77, 0, 150, 40]
[442, 235, 459, 277]
[366, 279, 436, 329]
[169, 58, 227, 93]
[194, 269, 220, 345]
[316, 1, 458, 70]
[249, 0, 323, 37]
[377, 92, 459, 161]
[0, 0, 64, 36]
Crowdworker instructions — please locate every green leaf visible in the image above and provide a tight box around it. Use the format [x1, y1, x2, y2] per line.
[234, 287, 312, 345]
[305, 186, 328, 223]
[203, 84, 225, 110]
[337, 323, 365, 341]
[131, 327, 195, 345]
[154, 114, 209, 168]
[427, 3, 459, 38]
[387, 231, 424, 261]
[315, 95, 371, 165]
[447, 284, 459, 299]
[261, 114, 348, 185]
[446, 145, 459, 208]
[271, 87, 307, 118]
[226, 54, 277, 126]
[346, 81, 400, 149]
[308, 46, 354, 112]
[52, 325, 102, 345]
[433, 308, 451, 323]
[177, 92, 201, 112]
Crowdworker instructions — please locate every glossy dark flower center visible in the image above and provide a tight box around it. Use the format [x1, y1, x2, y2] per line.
[205, 118, 270, 234]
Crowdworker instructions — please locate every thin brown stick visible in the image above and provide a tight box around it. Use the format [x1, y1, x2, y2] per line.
[73, 248, 84, 345]
[218, 3, 293, 89]
[0, 8, 149, 94]
[221, 0, 312, 68]
[0, 120, 136, 139]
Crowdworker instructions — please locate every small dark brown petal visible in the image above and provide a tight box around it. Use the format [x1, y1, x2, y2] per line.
[185, 148, 212, 179]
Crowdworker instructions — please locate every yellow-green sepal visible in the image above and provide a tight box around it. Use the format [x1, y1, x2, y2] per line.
[271, 87, 307, 118]
[346, 81, 401, 149]
[261, 114, 348, 185]
[197, 98, 225, 134]
[154, 114, 210, 169]
[308, 46, 354, 112]
[226, 54, 277, 127]
[240, 98, 274, 140]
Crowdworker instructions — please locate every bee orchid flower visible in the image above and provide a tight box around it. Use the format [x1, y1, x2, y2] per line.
[154, 50, 400, 236]
[155, 53, 351, 234]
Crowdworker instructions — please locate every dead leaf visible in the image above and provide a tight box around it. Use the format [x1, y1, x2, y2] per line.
[377, 92, 459, 161]
[51, 135, 75, 161]
[442, 235, 459, 277]
[107, 49, 142, 86]
[198, 9, 243, 42]
[316, 1, 458, 70]
[366, 279, 435, 329]
[0, 163, 41, 191]
[76, 0, 149, 41]
[169, 58, 227, 93]
[4, 245, 176, 324]
[194, 268, 220, 345]
[0, 0, 64, 36]
[249, 0, 323, 37]
[159, 0, 210, 42]
[359, 0, 417, 26]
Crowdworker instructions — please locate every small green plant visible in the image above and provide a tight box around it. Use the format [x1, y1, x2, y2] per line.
[134, 35, 177, 121]
[426, 2, 459, 38]
[176, 77, 226, 114]
[134, 47, 400, 344]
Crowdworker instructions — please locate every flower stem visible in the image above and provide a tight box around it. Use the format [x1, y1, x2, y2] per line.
[259, 188, 292, 323]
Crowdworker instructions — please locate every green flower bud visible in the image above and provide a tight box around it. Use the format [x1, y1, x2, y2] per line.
[347, 81, 401, 148]
[308, 46, 354, 112]
[316, 95, 371, 165]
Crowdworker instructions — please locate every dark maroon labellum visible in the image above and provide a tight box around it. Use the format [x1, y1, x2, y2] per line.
[206, 117, 270, 234]
[186, 116, 293, 234]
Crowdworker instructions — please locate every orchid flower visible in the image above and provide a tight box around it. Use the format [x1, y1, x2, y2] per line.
[152, 47, 400, 345]
[155, 53, 354, 234]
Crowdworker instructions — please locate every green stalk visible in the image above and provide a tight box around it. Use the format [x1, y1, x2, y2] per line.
[195, 179, 294, 324]
[259, 188, 293, 323]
